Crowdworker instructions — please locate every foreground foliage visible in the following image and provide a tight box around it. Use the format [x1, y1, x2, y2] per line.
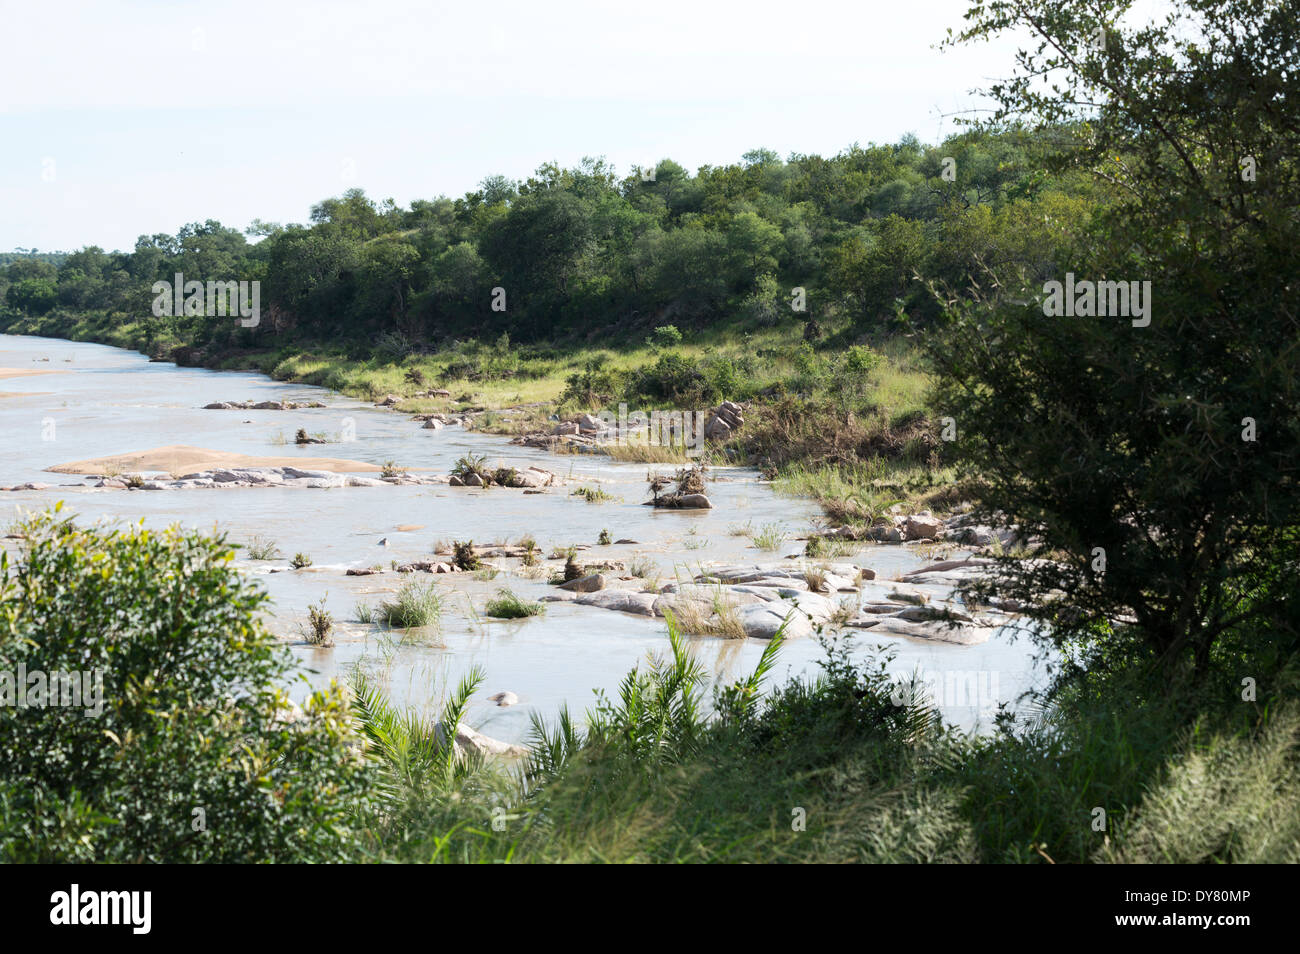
[1, 510, 1294, 863]
[0, 508, 370, 862]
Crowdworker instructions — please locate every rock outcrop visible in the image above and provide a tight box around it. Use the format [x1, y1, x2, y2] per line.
[704, 400, 745, 441]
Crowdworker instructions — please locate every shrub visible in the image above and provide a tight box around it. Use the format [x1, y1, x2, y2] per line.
[0, 507, 368, 862]
[629, 352, 717, 406]
[648, 325, 683, 349]
[291, 552, 313, 569]
[452, 540, 480, 571]
[452, 453, 491, 484]
[306, 597, 334, 646]
[560, 359, 623, 408]
[484, 589, 545, 619]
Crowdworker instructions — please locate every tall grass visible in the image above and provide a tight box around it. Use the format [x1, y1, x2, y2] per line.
[752, 522, 787, 551]
[484, 588, 545, 619]
[379, 580, 444, 628]
[244, 534, 281, 560]
[344, 620, 1300, 863]
[601, 441, 695, 464]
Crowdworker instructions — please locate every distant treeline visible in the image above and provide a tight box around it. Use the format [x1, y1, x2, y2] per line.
[0, 251, 67, 267]
[1, 129, 1098, 350]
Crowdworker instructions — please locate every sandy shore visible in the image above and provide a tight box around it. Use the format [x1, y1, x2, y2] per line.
[45, 444, 385, 476]
[0, 367, 67, 380]
[0, 366, 65, 397]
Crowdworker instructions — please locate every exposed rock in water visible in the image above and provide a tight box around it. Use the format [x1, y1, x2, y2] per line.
[559, 573, 607, 592]
[903, 513, 942, 540]
[202, 400, 327, 410]
[396, 561, 464, 573]
[864, 617, 996, 646]
[650, 492, 712, 509]
[735, 603, 815, 640]
[434, 721, 526, 759]
[446, 466, 557, 489]
[565, 589, 659, 616]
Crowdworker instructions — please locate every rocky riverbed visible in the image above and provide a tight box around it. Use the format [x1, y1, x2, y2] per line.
[0, 333, 1048, 737]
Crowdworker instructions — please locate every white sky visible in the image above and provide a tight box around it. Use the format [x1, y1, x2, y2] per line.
[0, 0, 1028, 251]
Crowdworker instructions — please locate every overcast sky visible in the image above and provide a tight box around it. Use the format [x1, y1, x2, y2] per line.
[1, 0, 1031, 252]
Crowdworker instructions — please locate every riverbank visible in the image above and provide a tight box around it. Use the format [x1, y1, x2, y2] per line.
[0, 309, 959, 523]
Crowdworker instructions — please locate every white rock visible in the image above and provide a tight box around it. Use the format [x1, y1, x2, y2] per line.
[575, 590, 659, 616]
[737, 603, 815, 640]
[434, 722, 526, 759]
[867, 617, 995, 646]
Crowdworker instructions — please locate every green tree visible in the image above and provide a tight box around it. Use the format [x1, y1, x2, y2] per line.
[5, 277, 57, 315]
[0, 509, 370, 861]
[930, 0, 1300, 682]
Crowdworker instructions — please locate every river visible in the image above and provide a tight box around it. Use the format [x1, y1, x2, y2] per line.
[0, 333, 1046, 739]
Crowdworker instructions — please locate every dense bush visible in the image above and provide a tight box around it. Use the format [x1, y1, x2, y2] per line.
[0, 507, 370, 862]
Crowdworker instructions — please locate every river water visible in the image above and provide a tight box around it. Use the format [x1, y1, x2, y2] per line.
[0, 333, 1046, 739]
